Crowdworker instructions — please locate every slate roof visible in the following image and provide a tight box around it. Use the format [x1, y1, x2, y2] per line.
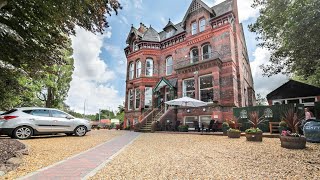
[159, 22, 185, 41]
[266, 80, 320, 100]
[141, 26, 160, 42]
[212, 0, 233, 17]
[163, 20, 177, 30]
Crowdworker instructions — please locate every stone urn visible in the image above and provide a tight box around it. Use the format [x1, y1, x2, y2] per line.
[280, 136, 306, 149]
[245, 132, 263, 142]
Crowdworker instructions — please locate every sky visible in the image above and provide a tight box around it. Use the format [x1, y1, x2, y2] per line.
[66, 0, 288, 114]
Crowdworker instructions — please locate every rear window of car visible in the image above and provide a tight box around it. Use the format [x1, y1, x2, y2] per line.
[1, 109, 17, 115]
[22, 110, 33, 114]
[31, 109, 50, 117]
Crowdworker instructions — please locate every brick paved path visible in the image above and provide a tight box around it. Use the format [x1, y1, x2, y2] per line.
[19, 132, 140, 180]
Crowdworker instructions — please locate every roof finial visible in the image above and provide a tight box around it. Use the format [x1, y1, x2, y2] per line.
[131, 24, 133, 28]
[169, 18, 171, 22]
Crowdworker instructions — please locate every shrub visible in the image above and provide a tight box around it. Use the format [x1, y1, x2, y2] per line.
[282, 108, 304, 133]
[245, 128, 262, 134]
[178, 125, 189, 132]
[248, 111, 267, 128]
[279, 120, 287, 127]
[227, 128, 240, 133]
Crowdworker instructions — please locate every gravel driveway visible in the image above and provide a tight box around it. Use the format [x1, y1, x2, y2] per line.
[91, 133, 320, 179]
[2, 129, 125, 179]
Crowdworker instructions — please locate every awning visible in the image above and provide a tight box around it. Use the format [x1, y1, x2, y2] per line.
[153, 77, 177, 92]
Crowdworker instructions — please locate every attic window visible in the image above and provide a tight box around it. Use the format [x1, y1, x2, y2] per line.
[199, 18, 206, 32]
[191, 22, 197, 35]
[166, 30, 174, 38]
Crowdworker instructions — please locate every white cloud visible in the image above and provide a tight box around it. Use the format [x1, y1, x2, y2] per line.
[250, 47, 289, 98]
[213, 0, 259, 22]
[66, 27, 124, 114]
[105, 45, 127, 75]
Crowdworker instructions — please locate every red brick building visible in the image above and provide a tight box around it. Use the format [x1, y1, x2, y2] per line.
[124, 0, 255, 130]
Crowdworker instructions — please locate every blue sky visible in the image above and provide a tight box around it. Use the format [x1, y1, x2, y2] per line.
[66, 0, 288, 114]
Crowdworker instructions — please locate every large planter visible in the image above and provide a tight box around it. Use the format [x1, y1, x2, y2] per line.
[227, 131, 241, 138]
[245, 132, 263, 142]
[280, 136, 306, 149]
[303, 120, 320, 143]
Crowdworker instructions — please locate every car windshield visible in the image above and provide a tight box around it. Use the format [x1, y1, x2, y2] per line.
[1, 109, 17, 115]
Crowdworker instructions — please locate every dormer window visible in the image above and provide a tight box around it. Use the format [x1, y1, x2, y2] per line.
[166, 30, 174, 38]
[191, 22, 197, 35]
[199, 18, 206, 32]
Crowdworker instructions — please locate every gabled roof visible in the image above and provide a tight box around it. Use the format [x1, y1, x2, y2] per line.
[266, 80, 320, 100]
[141, 26, 160, 42]
[211, 0, 233, 17]
[182, 0, 216, 25]
[163, 20, 177, 31]
[126, 26, 143, 44]
[159, 22, 185, 41]
[153, 77, 177, 92]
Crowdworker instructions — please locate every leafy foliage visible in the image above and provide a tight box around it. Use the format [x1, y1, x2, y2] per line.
[245, 128, 262, 134]
[256, 93, 267, 106]
[248, 111, 268, 128]
[282, 108, 304, 133]
[250, 0, 320, 81]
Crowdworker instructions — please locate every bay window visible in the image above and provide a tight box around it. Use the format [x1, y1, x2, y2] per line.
[135, 88, 140, 109]
[166, 56, 173, 75]
[129, 62, 134, 80]
[128, 89, 134, 110]
[183, 78, 195, 98]
[146, 58, 153, 76]
[136, 60, 141, 78]
[199, 75, 214, 102]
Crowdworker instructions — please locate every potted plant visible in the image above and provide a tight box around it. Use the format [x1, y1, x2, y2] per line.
[178, 125, 189, 132]
[278, 120, 288, 134]
[227, 128, 241, 138]
[280, 108, 306, 149]
[245, 111, 267, 142]
[222, 122, 230, 135]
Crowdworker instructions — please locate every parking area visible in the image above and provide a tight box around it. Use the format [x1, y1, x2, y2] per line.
[1, 129, 125, 179]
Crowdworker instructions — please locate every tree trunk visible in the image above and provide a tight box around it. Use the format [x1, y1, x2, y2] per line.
[46, 87, 53, 108]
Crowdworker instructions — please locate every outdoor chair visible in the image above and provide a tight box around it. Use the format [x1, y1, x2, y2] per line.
[193, 121, 200, 132]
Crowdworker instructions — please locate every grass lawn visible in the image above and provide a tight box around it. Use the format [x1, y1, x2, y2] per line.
[91, 133, 320, 179]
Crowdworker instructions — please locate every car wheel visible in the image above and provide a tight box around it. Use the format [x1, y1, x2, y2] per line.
[13, 126, 33, 140]
[74, 126, 87, 137]
[66, 133, 73, 136]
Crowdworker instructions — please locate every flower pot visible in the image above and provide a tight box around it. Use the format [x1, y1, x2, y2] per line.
[227, 131, 241, 138]
[245, 132, 263, 142]
[280, 136, 306, 149]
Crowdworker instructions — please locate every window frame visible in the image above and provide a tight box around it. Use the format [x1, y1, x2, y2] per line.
[166, 56, 173, 75]
[129, 62, 134, 80]
[183, 78, 196, 98]
[135, 88, 140, 110]
[128, 89, 134, 110]
[145, 58, 153, 77]
[198, 74, 214, 102]
[202, 43, 212, 60]
[190, 47, 199, 63]
[191, 21, 198, 35]
[144, 87, 153, 108]
[199, 18, 206, 32]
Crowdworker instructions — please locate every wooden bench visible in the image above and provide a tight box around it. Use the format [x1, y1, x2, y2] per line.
[269, 122, 280, 134]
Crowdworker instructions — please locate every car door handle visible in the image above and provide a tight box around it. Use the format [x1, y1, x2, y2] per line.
[29, 118, 36, 121]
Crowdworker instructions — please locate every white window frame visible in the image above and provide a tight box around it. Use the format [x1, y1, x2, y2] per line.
[133, 41, 139, 51]
[272, 96, 317, 106]
[198, 74, 214, 102]
[128, 89, 134, 110]
[136, 60, 141, 78]
[129, 62, 134, 80]
[183, 78, 195, 98]
[199, 18, 206, 32]
[191, 21, 197, 35]
[145, 58, 153, 77]
[190, 48, 199, 63]
[166, 56, 173, 75]
[135, 88, 140, 110]
[184, 116, 198, 130]
[199, 115, 212, 128]
[202, 44, 212, 60]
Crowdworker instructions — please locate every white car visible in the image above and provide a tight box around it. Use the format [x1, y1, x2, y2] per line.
[0, 107, 91, 139]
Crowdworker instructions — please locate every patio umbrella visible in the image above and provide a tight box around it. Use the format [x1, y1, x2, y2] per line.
[165, 97, 207, 107]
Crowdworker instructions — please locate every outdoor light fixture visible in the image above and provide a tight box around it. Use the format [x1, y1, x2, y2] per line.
[187, 109, 190, 113]
[203, 108, 206, 112]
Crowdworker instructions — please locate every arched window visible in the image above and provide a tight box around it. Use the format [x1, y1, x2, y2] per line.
[202, 44, 212, 60]
[166, 56, 173, 75]
[240, 110, 248, 119]
[190, 48, 199, 63]
[136, 60, 141, 78]
[145, 58, 153, 77]
[129, 62, 134, 80]
[264, 108, 273, 118]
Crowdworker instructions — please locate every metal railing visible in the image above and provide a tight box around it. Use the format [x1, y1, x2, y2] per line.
[175, 51, 221, 70]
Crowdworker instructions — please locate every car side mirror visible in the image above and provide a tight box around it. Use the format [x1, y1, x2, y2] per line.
[66, 116, 74, 119]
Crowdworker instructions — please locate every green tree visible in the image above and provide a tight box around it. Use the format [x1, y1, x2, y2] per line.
[250, 0, 320, 81]
[256, 93, 267, 106]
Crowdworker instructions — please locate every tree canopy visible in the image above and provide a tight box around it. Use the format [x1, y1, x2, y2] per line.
[250, 0, 320, 82]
